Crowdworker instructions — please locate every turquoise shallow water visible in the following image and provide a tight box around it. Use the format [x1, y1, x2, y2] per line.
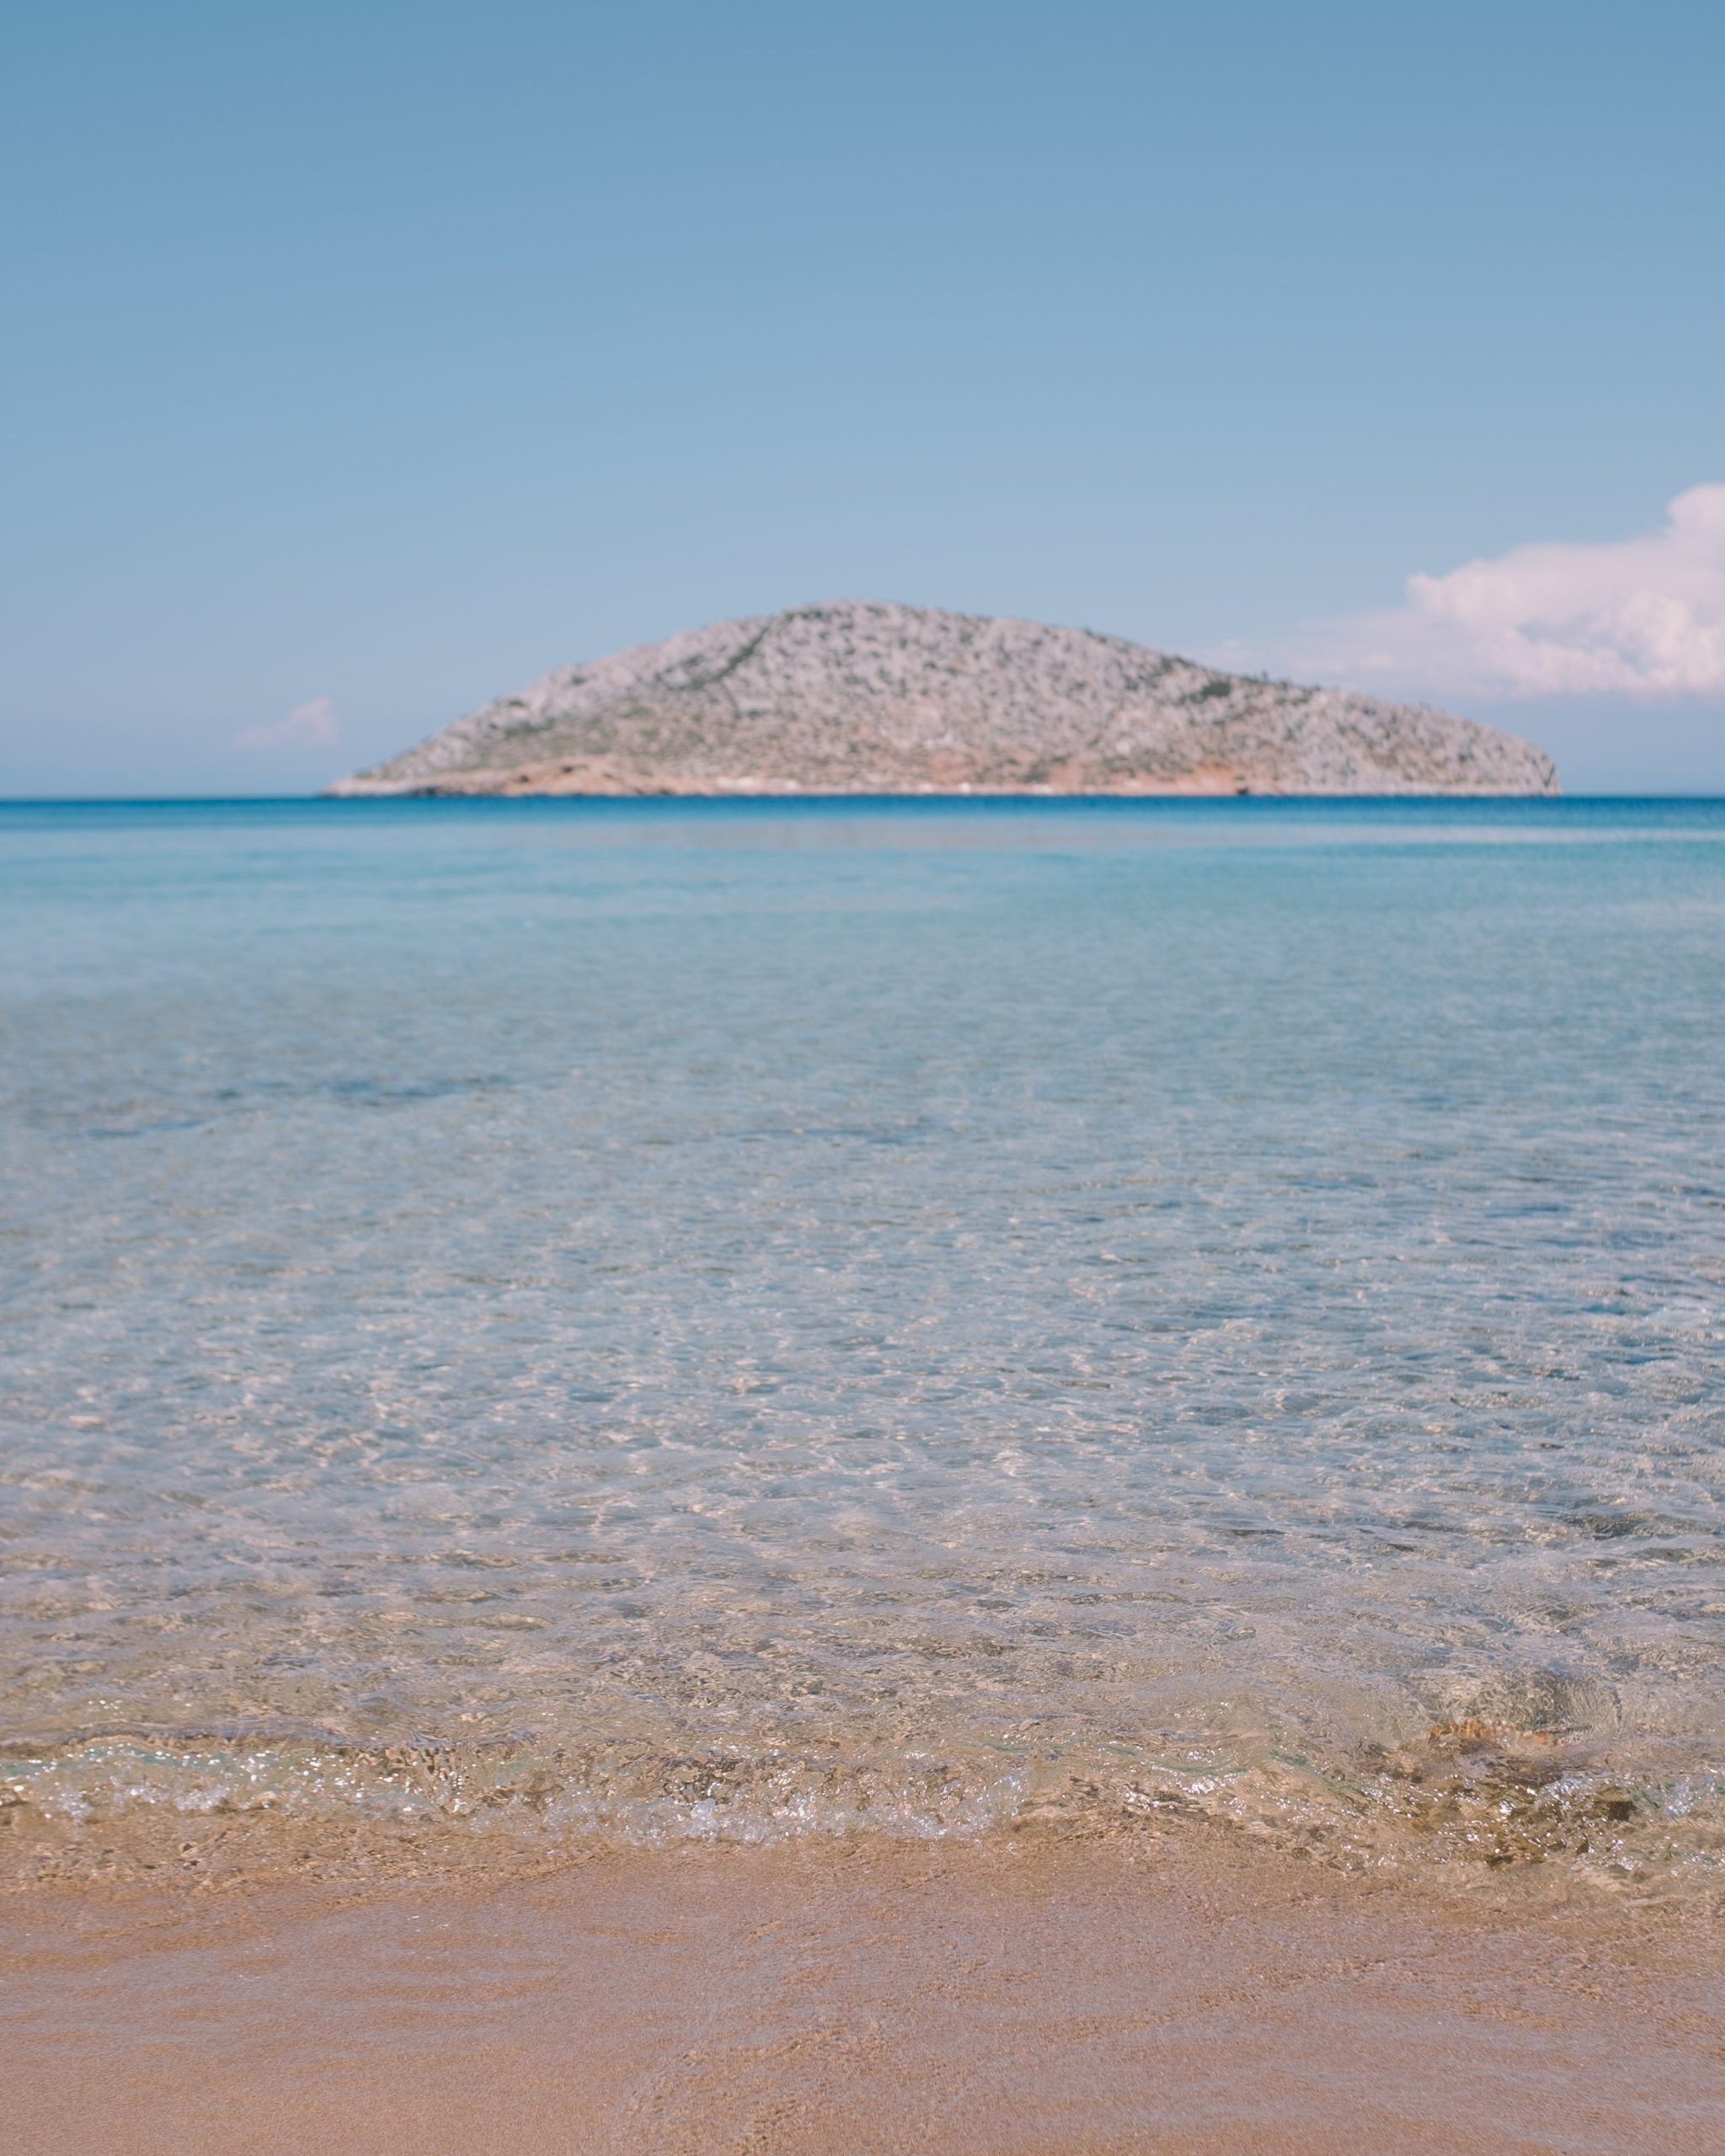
[3, 799, 1723, 1881]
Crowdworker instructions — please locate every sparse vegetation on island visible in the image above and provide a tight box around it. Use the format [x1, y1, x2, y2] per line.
[328, 600, 1560, 798]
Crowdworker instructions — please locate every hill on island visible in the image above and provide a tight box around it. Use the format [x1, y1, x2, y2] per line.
[328, 600, 1558, 797]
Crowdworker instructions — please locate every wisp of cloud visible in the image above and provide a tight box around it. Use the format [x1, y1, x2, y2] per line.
[232, 696, 339, 753]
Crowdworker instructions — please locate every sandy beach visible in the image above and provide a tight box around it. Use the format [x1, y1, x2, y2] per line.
[6, 1831, 1721, 2154]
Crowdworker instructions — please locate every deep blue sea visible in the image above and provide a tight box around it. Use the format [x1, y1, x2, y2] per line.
[3, 798, 1722, 1888]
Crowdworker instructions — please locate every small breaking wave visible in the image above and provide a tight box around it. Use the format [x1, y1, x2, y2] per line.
[6, 1719, 1722, 1899]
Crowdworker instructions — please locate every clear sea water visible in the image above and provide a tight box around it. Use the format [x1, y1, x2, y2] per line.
[3, 798, 1723, 1887]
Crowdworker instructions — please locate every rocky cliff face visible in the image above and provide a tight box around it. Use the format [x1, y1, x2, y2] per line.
[328, 600, 1559, 797]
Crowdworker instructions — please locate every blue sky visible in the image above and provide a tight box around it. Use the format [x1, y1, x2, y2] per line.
[4, 0, 1722, 794]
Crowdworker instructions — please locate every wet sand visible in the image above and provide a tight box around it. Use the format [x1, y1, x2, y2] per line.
[4, 1833, 1721, 2153]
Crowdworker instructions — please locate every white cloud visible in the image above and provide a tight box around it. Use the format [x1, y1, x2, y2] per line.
[1248, 486, 1725, 701]
[232, 696, 339, 752]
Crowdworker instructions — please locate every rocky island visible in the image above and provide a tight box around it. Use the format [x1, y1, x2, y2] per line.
[328, 600, 1558, 797]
